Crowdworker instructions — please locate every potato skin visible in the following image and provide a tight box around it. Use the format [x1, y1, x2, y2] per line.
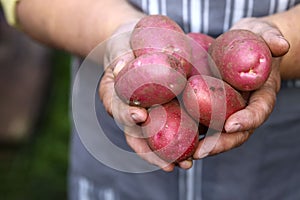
[209, 29, 272, 91]
[114, 52, 187, 108]
[182, 75, 246, 131]
[187, 32, 215, 77]
[131, 15, 192, 76]
[133, 14, 184, 33]
[142, 100, 199, 163]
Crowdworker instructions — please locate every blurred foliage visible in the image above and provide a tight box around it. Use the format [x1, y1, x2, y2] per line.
[0, 50, 71, 200]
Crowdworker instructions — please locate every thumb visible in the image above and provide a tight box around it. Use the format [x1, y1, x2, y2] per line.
[261, 30, 290, 57]
[128, 106, 148, 124]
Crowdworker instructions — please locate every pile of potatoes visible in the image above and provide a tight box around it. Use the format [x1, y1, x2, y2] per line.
[114, 15, 272, 163]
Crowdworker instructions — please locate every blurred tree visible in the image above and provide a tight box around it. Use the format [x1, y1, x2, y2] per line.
[0, 9, 51, 143]
[0, 7, 71, 200]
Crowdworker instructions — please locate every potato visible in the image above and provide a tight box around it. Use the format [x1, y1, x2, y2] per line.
[142, 99, 199, 163]
[130, 15, 192, 75]
[182, 75, 246, 131]
[209, 29, 272, 91]
[133, 14, 184, 32]
[114, 52, 187, 108]
[187, 32, 215, 77]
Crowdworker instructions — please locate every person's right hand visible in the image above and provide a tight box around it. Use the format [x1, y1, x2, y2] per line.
[99, 21, 193, 172]
[193, 17, 289, 159]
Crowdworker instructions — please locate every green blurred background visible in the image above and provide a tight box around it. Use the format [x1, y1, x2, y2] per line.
[0, 14, 72, 200]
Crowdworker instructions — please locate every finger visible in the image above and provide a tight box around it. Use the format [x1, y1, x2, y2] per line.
[193, 130, 252, 159]
[126, 118, 193, 171]
[104, 31, 133, 67]
[225, 88, 275, 133]
[111, 90, 148, 125]
[177, 159, 193, 170]
[231, 18, 289, 57]
[111, 52, 134, 77]
[125, 131, 175, 172]
[103, 19, 142, 70]
[99, 68, 148, 126]
[225, 64, 280, 133]
[258, 28, 290, 57]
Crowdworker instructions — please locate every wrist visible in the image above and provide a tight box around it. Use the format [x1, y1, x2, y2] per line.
[102, 2, 146, 40]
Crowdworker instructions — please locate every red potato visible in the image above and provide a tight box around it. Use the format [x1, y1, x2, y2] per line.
[114, 52, 187, 108]
[187, 32, 215, 77]
[142, 100, 199, 163]
[182, 75, 246, 131]
[133, 14, 184, 33]
[110, 51, 135, 77]
[130, 15, 192, 75]
[209, 29, 272, 91]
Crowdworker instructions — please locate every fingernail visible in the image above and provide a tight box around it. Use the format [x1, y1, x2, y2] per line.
[181, 160, 193, 169]
[280, 36, 289, 43]
[278, 35, 287, 40]
[194, 148, 209, 160]
[131, 113, 142, 123]
[197, 151, 209, 159]
[226, 123, 241, 133]
[113, 60, 126, 77]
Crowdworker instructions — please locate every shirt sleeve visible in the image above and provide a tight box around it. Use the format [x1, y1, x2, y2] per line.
[0, 0, 20, 27]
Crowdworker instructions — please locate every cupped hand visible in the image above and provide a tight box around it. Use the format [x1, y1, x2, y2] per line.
[194, 17, 290, 159]
[99, 21, 193, 171]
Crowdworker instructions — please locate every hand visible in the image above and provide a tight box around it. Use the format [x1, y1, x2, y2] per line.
[193, 17, 290, 159]
[99, 21, 193, 171]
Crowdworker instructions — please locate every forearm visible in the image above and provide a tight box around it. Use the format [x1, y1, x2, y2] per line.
[16, 0, 145, 57]
[264, 5, 300, 79]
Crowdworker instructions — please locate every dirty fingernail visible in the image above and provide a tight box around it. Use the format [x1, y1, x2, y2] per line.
[226, 123, 241, 133]
[131, 113, 142, 123]
[194, 148, 209, 160]
[197, 152, 209, 160]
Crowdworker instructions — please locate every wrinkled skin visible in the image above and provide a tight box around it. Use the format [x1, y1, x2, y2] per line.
[99, 20, 192, 171]
[193, 18, 289, 159]
[99, 17, 290, 171]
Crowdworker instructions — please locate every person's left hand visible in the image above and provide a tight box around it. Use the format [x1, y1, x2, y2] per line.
[99, 20, 194, 171]
[193, 17, 290, 159]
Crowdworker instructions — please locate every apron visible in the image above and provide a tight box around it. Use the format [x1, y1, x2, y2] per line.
[69, 1, 300, 199]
